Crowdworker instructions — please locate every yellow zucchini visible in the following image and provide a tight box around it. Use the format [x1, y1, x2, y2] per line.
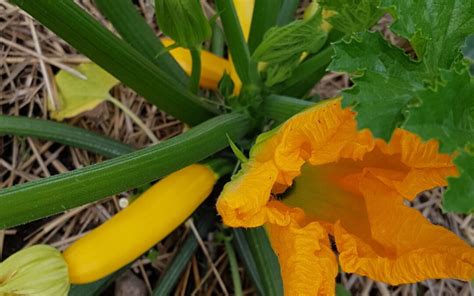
[63, 164, 217, 284]
[161, 38, 232, 91]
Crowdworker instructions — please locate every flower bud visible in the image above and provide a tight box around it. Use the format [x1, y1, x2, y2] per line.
[155, 0, 212, 49]
[0, 245, 69, 296]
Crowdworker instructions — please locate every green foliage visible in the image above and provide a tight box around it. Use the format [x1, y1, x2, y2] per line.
[329, 31, 427, 140]
[95, 0, 187, 84]
[252, 10, 327, 64]
[403, 69, 474, 213]
[264, 55, 302, 87]
[444, 152, 474, 213]
[336, 284, 351, 296]
[215, 0, 259, 86]
[403, 69, 474, 154]
[330, 0, 474, 212]
[155, 0, 211, 49]
[381, 0, 474, 77]
[319, 0, 384, 34]
[253, 9, 327, 87]
[10, 0, 214, 126]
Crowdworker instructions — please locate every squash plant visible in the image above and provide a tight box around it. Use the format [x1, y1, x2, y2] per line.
[1, 0, 473, 295]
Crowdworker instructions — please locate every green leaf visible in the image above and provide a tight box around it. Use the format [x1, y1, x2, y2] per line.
[329, 31, 427, 140]
[403, 69, 474, 153]
[0, 113, 250, 229]
[319, 0, 384, 34]
[155, 0, 211, 49]
[444, 151, 474, 213]
[226, 134, 248, 163]
[94, 0, 187, 85]
[10, 0, 215, 125]
[50, 63, 118, 120]
[0, 115, 133, 158]
[381, 0, 474, 77]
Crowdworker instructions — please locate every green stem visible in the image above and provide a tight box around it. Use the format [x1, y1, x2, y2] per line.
[189, 47, 202, 94]
[248, 0, 283, 53]
[106, 96, 159, 144]
[0, 113, 250, 229]
[211, 24, 226, 57]
[225, 237, 243, 296]
[94, 0, 187, 85]
[153, 208, 214, 295]
[215, 0, 259, 86]
[244, 227, 283, 296]
[276, 0, 300, 26]
[275, 46, 334, 97]
[205, 158, 234, 178]
[232, 229, 264, 295]
[262, 94, 314, 122]
[0, 115, 133, 158]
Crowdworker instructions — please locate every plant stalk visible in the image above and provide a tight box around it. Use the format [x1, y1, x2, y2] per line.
[189, 47, 202, 94]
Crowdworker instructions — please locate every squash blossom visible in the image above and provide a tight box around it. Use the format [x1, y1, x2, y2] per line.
[217, 98, 474, 295]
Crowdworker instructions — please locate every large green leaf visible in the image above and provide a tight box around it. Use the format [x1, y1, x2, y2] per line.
[402, 69, 474, 213]
[403, 69, 474, 153]
[319, 0, 384, 34]
[10, 0, 214, 125]
[329, 31, 427, 140]
[0, 113, 250, 229]
[381, 0, 474, 77]
[444, 152, 474, 213]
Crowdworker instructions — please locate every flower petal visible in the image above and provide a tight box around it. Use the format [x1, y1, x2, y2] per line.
[376, 129, 458, 200]
[266, 202, 338, 296]
[335, 173, 474, 284]
[217, 161, 279, 227]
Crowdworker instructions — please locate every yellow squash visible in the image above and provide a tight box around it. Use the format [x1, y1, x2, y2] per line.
[63, 164, 217, 284]
[233, 0, 254, 40]
[162, 38, 232, 91]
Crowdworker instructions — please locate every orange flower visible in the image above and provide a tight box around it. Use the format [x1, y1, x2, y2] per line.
[217, 98, 474, 295]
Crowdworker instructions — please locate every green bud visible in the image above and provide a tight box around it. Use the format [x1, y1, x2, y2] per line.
[252, 9, 327, 65]
[155, 0, 212, 49]
[0, 245, 69, 296]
